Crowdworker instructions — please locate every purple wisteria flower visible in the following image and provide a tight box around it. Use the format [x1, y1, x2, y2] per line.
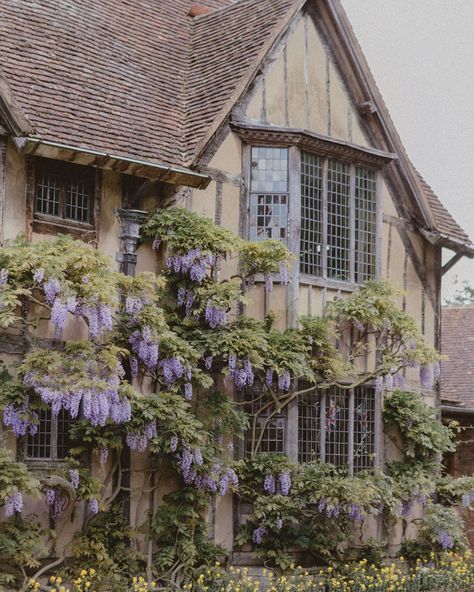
[279, 472, 291, 496]
[88, 499, 99, 515]
[165, 249, 214, 283]
[279, 262, 289, 286]
[226, 468, 239, 488]
[3, 402, 38, 437]
[152, 239, 161, 250]
[275, 518, 283, 530]
[129, 327, 159, 371]
[348, 504, 363, 522]
[394, 373, 405, 389]
[69, 469, 80, 490]
[4, 492, 23, 517]
[126, 432, 148, 453]
[44, 278, 60, 305]
[264, 474, 276, 495]
[170, 435, 179, 452]
[420, 365, 433, 389]
[205, 303, 228, 329]
[125, 297, 145, 317]
[438, 530, 454, 550]
[193, 449, 203, 466]
[130, 356, 139, 379]
[252, 527, 267, 545]
[384, 373, 394, 390]
[184, 383, 193, 400]
[51, 299, 69, 338]
[160, 357, 184, 386]
[0, 268, 9, 285]
[204, 356, 213, 370]
[219, 474, 229, 496]
[317, 498, 327, 513]
[45, 488, 56, 507]
[278, 370, 291, 392]
[33, 268, 45, 284]
[265, 368, 273, 388]
[401, 498, 414, 517]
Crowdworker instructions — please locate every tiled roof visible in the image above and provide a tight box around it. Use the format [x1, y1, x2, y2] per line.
[441, 306, 474, 407]
[0, 0, 471, 251]
[0, 0, 229, 167]
[185, 0, 298, 161]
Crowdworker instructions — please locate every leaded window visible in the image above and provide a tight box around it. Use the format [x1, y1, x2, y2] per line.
[35, 158, 94, 224]
[249, 147, 289, 241]
[26, 408, 72, 461]
[299, 153, 377, 282]
[297, 385, 377, 473]
[244, 383, 285, 456]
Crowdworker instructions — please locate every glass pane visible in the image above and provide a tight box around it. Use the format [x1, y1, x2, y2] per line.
[35, 172, 60, 217]
[353, 386, 376, 472]
[56, 408, 73, 459]
[355, 167, 376, 283]
[251, 147, 289, 193]
[249, 193, 288, 242]
[324, 387, 350, 467]
[26, 408, 52, 459]
[327, 159, 351, 280]
[66, 175, 91, 223]
[300, 152, 323, 276]
[298, 387, 320, 463]
[244, 382, 285, 455]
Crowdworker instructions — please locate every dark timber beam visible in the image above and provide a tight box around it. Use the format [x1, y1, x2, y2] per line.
[441, 252, 463, 276]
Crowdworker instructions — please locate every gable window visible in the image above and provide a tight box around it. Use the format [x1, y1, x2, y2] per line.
[25, 408, 72, 461]
[248, 146, 378, 284]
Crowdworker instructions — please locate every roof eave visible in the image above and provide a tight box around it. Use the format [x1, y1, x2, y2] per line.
[0, 75, 34, 137]
[14, 137, 211, 190]
[419, 227, 474, 258]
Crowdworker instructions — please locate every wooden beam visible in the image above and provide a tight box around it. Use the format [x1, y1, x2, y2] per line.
[441, 252, 463, 276]
[0, 136, 6, 245]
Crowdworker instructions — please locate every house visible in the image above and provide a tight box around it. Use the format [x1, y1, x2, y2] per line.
[441, 305, 474, 548]
[0, 0, 472, 560]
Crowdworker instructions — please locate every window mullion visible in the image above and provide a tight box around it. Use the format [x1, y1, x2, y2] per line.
[375, 389, 383, 468]
[348, 388, 354, 475]
[321, 158, 328, 280]
[51, 413, 58, 461]
[320, 391, 326, 461]
[287, 146, 301, 328]
[375, 170, 383, 281]
[349, 163, 356, 283]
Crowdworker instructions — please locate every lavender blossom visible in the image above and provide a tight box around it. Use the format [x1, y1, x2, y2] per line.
[438, 530, 454, 550]
[51, 298, 69, 338]
[226, 468, 239, 488]
[205, 303, 228, 329]
[33, 268, 45, 284]
[278, 370, 291, 392]
[279, 472, 291, 496]
[265, 368, 273, 388]
[420, 365, 433, 389]
[4, 492, 23, 517]
[44, 278, 60, 305]
[170, 435, 179, 452]
[45, 488, 56, 507]
[252, 527, 267, 545]
[263, 474, 276, 495]
[69, 469, 80, 490]
[348, 503, 363, 522]
[279, 262, 289, 286]
[88, 499, 99, 515]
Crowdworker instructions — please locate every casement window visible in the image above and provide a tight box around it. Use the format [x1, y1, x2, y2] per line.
[249, 147, 378, 284]
[244, 383, 285, 456]
[25, 408, 72, 461]
[298, 385, 377, 473]
[28, 157, 98, 239]
[244, 383, 378, 473]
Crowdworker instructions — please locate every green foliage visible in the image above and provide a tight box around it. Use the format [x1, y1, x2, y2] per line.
[436, 474, 474, 506]
[68, 505, 142, 591]
[384, 390, 456, 460]
[444, 277, 474, 306]
[150, 487, 226, 578]
[0, 448, 40, 506]
[0, 514, 51, 589]
[420, 503, 467, 552]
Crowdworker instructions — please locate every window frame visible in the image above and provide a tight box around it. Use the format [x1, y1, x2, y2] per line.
[21, 408, 73, 465]
[26, 156, 101, 242]
[245, 142, 383, 291]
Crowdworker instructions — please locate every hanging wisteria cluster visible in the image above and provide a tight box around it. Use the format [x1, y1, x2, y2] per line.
[3, 401, 38, 437]
[165, 249, 215, 283]
[22, 358, 131, 427]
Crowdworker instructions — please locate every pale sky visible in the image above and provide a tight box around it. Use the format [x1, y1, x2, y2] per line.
[341, 0, 474, 301]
